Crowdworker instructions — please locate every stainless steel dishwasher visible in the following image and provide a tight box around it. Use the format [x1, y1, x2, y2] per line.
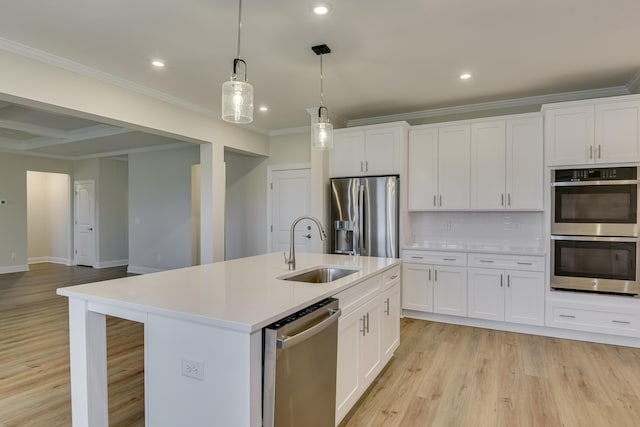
[263, 298, 341, 427]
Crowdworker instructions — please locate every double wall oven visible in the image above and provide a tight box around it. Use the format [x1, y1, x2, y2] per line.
[551, 166, 640, 297]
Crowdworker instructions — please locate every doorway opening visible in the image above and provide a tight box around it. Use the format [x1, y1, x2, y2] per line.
[26, 171, 72, 267]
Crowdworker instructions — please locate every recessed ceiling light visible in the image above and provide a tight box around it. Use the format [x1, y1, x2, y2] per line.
[151, 60, 165, 68]
[460, 73, 472, 80]
[313, 3, 330, 15]
[259, 106, 268, 112]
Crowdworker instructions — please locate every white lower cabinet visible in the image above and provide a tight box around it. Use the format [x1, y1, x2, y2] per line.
[468, 268, 544, 326]
[380, 282, 401, 363]
[335, 265, 400, 425]
[432, 265, 467, 316]
[546, 298, 640, 337]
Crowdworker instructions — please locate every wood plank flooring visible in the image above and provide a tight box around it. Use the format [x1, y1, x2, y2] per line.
[3, 263, 640, 426]
[341, 318, 640, 427]
[0, 263, 144, 427]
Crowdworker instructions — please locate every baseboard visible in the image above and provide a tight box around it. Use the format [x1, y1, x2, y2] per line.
[95, 259, 129, 269]
[0, 265, 29, 274]
[402, 309, 640, 349]
[28, 257, 71, 265]
[127, 265, 163, 275]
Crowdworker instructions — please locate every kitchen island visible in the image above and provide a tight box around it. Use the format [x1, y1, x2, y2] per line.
[57, 252, 400, 427]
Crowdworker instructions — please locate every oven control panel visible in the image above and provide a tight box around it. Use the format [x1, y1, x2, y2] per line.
[554, 166, 637, 182]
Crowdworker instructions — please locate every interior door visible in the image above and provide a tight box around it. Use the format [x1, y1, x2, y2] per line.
[270, 168, 311, 253]
[75, 180, 96, 267]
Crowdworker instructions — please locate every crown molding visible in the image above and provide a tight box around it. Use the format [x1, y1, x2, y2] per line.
[626, 70, 640, 94]
[0, 38, 215, 118]
[346, 86, 630, 127]
[268, 126, 309, 137]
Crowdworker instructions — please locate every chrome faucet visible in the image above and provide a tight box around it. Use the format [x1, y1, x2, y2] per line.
[284, 216, 327, 270]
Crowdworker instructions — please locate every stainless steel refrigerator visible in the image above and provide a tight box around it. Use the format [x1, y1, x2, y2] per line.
[329, 175, 399, 258]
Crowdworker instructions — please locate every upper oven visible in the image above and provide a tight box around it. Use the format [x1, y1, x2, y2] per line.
[551, 166, 640, 237]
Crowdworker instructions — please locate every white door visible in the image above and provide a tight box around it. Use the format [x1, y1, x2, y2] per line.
[270, 168, 311, 253]
[470, 120, 506, 209]
[432, 265, 468, 316]
[468, 268, 504, 321]
[438, 125, 470, 209]
[75, 180, 96, 267]
[408, 128, 438, 210]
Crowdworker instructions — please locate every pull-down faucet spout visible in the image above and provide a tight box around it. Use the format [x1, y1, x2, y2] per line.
[283, 216, 327, 270]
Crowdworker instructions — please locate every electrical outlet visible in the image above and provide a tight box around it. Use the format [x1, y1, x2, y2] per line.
[181, 358, 204, 381]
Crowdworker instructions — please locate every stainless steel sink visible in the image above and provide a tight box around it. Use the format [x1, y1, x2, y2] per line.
[280, 266, 360, 283]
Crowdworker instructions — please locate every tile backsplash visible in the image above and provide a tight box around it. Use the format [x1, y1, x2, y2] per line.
[408, 211, 544, 248]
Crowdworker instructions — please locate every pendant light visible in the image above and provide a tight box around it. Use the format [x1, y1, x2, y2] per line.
[222, 0, 254, 124]
[310, 44, 333, 150]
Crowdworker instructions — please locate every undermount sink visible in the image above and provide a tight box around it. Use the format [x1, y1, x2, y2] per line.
[280, 266, 360, 284]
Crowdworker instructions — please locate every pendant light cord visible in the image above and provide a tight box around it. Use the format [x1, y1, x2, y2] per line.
[319, 54, 324, 107]
[237, 0, 243, 59]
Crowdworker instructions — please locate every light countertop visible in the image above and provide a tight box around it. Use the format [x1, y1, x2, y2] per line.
[404, 241, 545, 256]
[57, 252, 400, 333]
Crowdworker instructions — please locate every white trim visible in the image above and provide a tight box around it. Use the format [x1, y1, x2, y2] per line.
[266, 163, 312, 252]
[626, 70, 640, 94]
[28, 256, 72, 265]
[0, 265, 29, 274]
[403, 310, 640, 348]
[347, 86, 630, 127]
[127, 265, 164, 275]
[94, 259, 129, 269]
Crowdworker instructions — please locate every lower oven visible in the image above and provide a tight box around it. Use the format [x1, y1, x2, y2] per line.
[551, 235, 640, 297]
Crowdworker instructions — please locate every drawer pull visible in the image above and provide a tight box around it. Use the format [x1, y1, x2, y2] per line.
[479, 260, 494, 263]
[517, 262, 533, 266]
[559, 314, 576, 319]
[389, 274, 399, 280]
[443, 258, 457, 261]
[411, 256, 424, 260]
[612, 320, 631, 325]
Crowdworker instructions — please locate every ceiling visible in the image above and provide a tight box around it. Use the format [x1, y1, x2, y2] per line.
[1, 0, 640, 158]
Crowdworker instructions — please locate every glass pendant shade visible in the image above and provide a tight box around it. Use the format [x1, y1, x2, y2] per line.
[222, 77, 254, 124]
[311, 106, 333, 150]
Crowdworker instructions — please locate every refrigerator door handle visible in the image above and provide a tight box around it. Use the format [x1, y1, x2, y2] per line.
[358, 184, 365, 255]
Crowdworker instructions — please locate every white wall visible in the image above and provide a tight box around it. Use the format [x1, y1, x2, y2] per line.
[26, 171, 49, 260]
[128, 146, 200, 273]
[0, 153, 73, 273]
[224, 132, 311, 260]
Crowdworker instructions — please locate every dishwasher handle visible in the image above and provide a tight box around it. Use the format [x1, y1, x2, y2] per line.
[276, 308, 341, 349]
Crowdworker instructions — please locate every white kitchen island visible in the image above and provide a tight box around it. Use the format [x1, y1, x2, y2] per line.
[57, 252, 400, 427]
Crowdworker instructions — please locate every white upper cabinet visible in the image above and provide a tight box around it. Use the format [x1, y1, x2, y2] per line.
[407, 128, 438, 210]
[408, 125, 470, 210]
[470, 121, 506, 209]
[544, 96, 640, 166]
[506, 117, 543, 210]
[330, 124, 407, 177]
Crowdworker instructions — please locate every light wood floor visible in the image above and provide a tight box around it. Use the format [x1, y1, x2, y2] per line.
[341, 318, 640, 427]
[0, 263, 144, 427]
[3, 264, 640, 426]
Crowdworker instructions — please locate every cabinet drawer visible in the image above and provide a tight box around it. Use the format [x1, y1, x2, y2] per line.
[468, 253, 544, 271]
[382, 265, 401, 290]
[335, 275, 381, 317]
[546, 301, 640, 337]
[402, 250, 466, 266]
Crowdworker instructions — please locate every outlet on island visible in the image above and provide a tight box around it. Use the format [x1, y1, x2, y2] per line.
[181, 358, 204, 381]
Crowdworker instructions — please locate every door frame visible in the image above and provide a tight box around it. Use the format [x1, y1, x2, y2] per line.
[266, 163, 311, 253]
[74, 179, 97, 267]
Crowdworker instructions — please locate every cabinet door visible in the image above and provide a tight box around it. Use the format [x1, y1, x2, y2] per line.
[408, 129, 439, 210]
[380, 283, 400, 363]
[438, 125, 470, 209]
[468, 268, 504, 321]
[505, 270, 544, 326]
[360, 296, 382, 387]
[364, 127, 401, 175]
[506, 117, 543, 210]
[335, 308, 361, 423]
[433, 265, 467, 316]
[595, 101, 640, 163]
[545, 106, 594, 166]
[332, 131, 364, 177]
[402, 263, 433, 312]
[470, 121, 506, 209]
